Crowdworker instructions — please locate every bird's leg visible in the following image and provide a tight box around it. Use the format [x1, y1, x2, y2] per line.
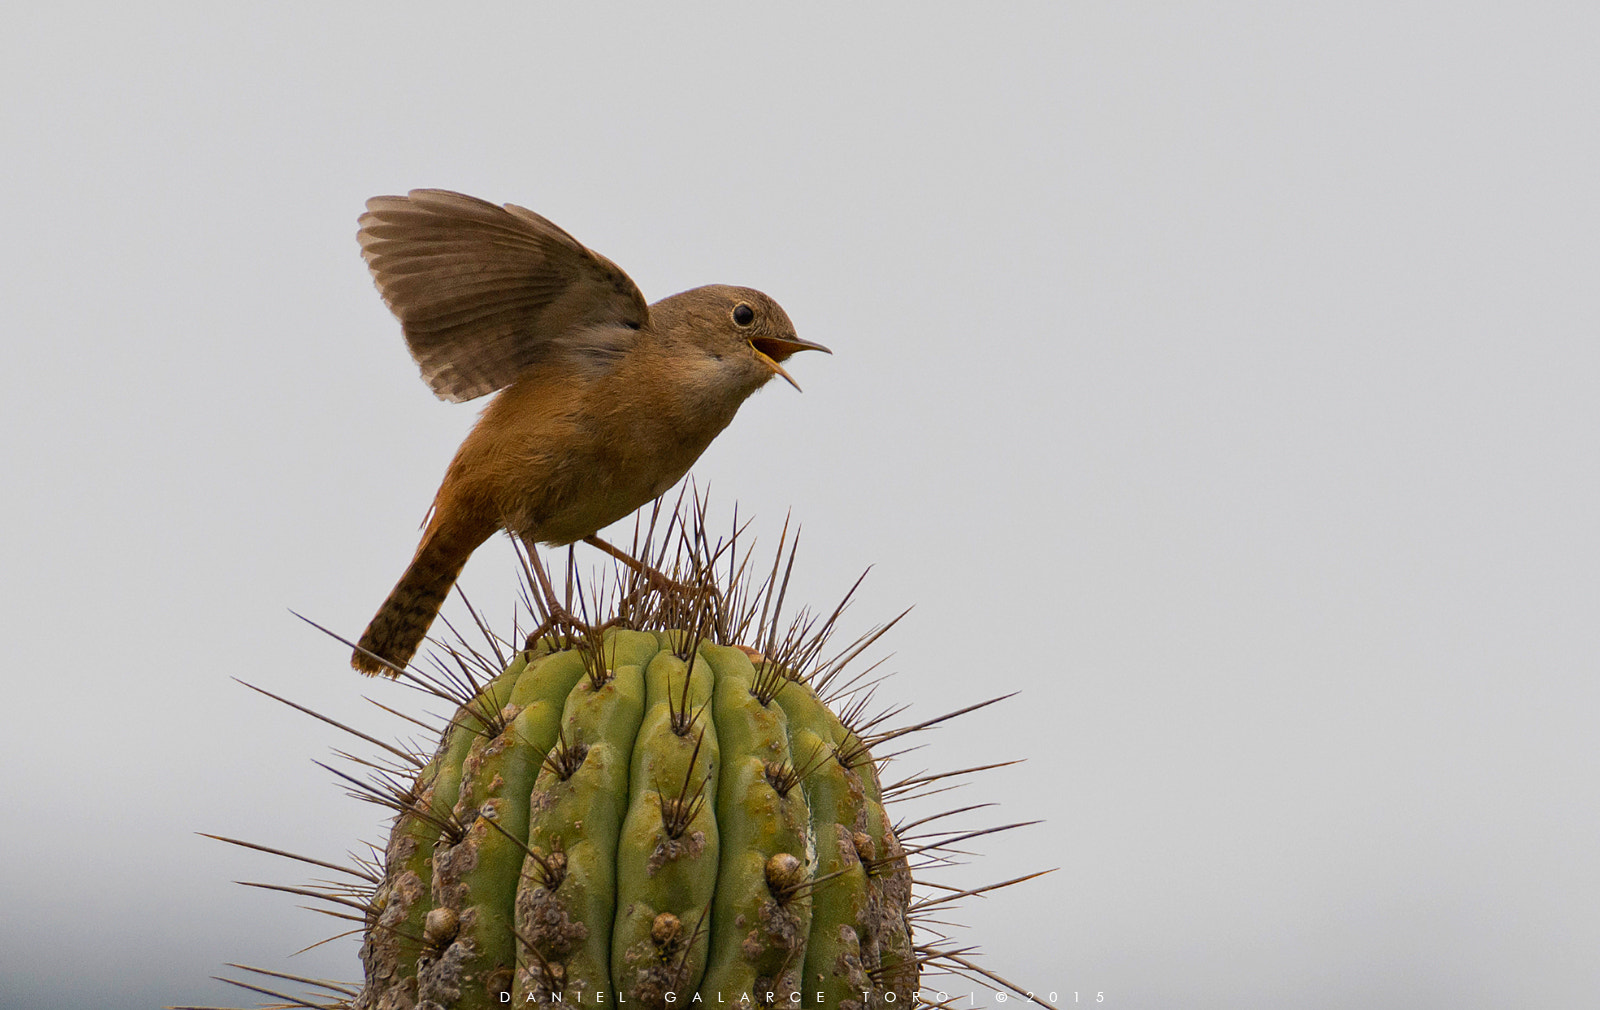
[582, 534, 722, 601]
[520, 537, 586, 647]
[583, 533, 729, 642]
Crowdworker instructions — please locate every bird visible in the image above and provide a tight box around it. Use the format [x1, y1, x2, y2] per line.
[349, 189, 828, 676]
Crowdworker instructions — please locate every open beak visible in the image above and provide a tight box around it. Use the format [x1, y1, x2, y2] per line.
[750, 334, 832, 391]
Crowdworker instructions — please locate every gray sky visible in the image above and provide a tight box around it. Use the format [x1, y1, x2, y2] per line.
[3, 4, 1597, 1008]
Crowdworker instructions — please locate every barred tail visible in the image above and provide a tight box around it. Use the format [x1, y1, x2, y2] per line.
[352, 517, 496, 676]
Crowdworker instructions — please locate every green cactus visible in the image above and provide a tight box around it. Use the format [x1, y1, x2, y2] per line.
[357, 626, 916, 1009]
[185, 500, 1041, 1010]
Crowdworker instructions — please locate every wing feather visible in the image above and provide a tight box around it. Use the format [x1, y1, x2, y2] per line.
[358, 189, 649, 402]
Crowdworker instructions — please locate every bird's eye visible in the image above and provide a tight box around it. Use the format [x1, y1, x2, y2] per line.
[732, 304, 755, 326]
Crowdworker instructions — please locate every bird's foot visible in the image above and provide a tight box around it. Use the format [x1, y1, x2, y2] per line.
[521, 603, 588, 651]
[644, 567, 722, 603]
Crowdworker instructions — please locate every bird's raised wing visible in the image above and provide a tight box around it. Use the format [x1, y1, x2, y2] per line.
[358, 189, 650, 402]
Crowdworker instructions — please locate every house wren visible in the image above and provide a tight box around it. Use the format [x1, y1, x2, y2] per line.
[350, 189, 827, 675]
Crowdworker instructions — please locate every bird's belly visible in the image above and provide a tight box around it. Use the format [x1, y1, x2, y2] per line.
[541, 470, 691, 546]
[503, 428, 710, 547]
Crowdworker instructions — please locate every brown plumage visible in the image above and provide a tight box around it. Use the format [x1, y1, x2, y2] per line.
[351, 190, 827, 675]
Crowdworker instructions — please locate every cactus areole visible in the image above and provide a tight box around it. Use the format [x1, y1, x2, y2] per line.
[360, 628, 916, 1009]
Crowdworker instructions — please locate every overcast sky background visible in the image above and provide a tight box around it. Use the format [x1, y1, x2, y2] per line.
[3, 4, 1598, 1008]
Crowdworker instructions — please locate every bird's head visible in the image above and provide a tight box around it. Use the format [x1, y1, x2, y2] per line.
[663, 285, 830, 395]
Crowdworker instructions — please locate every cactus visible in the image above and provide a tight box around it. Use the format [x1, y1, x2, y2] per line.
[356, 628, 917, 1008]
[183, 496, 1043, 1010]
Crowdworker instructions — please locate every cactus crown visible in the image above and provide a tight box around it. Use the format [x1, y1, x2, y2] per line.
[183, 490, 1045, 1010]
